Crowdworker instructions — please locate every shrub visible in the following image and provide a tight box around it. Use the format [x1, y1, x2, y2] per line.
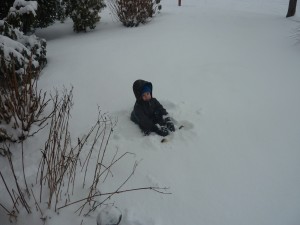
[108, 0, 162, 27]
[56, 0, 68, 23]
[68, 0, 106, 32]
[0, 20, 47, 81]
[6, 0, 38, 34]
[34, 0, 58, 28]
[0, 60, 50, 142]
[0, 20, 48, 142]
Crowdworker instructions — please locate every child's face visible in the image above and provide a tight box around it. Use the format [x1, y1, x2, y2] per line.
[142, 92, 151, 101]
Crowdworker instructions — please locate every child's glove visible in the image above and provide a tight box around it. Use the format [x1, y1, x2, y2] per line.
[167, 123, 175, 132]
[153, 125, 169, 137]
[165, 117, 175, 132]
[156, 127, 169, 137]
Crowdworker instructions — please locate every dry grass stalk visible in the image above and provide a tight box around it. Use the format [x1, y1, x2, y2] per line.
[37, 87, 75, 210]
[0, 144, 32, 217]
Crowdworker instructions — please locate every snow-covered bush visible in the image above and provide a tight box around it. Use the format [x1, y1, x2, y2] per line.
[0, 20, 47, 81]
[6, 0, 38, 34]
[56, 0, 68, 23]
[67, 0, 106, 32]
[108, 0, 162, 27]
[0, 20, 47, 142]
[0, 61, 50, 142]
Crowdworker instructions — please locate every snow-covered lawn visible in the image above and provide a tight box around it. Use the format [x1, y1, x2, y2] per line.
[1, 0, 300, 225]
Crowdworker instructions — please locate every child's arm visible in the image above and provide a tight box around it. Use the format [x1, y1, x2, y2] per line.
[152, 98, 168, 116]
[152, 98, 175, 132]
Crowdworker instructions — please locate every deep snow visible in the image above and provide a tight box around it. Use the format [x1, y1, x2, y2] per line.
[1, 0, 300, 225]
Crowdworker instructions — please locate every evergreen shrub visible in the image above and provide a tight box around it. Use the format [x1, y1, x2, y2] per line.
[108, 0, 162, 27]
[68, 0, 106, 32]
[0, 20, 47, 82]
[34, 0, 58, 28]
[6, 0, 38, 34]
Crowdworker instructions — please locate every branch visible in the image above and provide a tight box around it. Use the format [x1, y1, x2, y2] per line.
[0, 203, 11, 214]
[30, 189, 43, 217]
[57, 186, 171, 211]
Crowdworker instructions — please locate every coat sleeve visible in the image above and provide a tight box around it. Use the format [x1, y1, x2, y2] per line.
[152, 98, 168, 116]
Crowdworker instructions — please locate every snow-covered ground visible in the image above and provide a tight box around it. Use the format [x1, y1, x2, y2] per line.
[1, 0, 300, 225]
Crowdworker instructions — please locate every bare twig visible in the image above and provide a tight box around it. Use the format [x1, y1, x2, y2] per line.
[0, 203, 11, 214]
[21, 141, 30, 197]
[57, 185, 170, 211]
[30, 189, 43, 217]
[6, 149, 31, 214]
[85, 161, 140, 215]
[0, 170, 17, 212]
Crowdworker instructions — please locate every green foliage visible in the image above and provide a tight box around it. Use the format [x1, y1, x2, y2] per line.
[57, 0, 68, 22]
[0, 19, 47, 142]
[0, 20, 47, 81]
[6, 1, 38, 34]
[68, 0, 106, 32]
[109, 0, 162, 27]
[34, 0, 58, 28]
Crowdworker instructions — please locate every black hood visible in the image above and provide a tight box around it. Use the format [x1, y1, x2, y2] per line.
[133, 79, 153, 100]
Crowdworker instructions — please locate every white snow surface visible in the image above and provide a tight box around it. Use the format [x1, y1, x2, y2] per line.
[0, 35, 30, 63]
[1, 0, 300, 225]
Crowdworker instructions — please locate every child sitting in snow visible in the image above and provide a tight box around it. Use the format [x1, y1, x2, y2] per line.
[131, 79, 175, 137]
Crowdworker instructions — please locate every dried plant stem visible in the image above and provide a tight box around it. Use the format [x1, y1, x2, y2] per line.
[0, 171, 17, 213]
[21, 141, 30, 197]
[7, 150, 31, 214]
[30, 189, 43, 217]
[37, 87, 87, 211]
[58, 185, 170, 211]
[85, 161, 139, 215]
[0, 203, 11, 214]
